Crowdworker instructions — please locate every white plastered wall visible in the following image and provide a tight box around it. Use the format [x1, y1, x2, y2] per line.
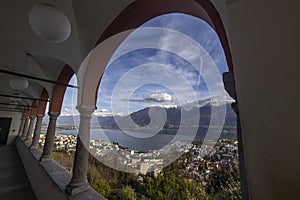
[0, 111, 22, 145]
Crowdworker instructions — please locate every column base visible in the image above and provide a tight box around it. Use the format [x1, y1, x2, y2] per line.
[24, 140, 32, 146]
[65, 182, 90, 196]
[40, 155, 53, 162]
[30, 145, 39, 149]
[21, 137, 26, 141]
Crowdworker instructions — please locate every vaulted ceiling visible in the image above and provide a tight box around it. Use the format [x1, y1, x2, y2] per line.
[0, 0, 134, 109]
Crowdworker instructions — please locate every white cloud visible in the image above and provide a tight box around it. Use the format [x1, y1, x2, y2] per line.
[93, 109, 125, 117]
[98, 108, 108, 112]
[128, 92, 174, 103]
[145, 93, 172, 102]
[60, 107, 79, 116]
[150, 104, 178, 109]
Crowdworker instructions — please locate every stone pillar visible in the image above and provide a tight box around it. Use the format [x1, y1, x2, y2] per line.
[18, 117, 25, 137]
[30, 114, 44, 149]
[21, 117, 30, 140]
[223, 71, 249, 200]
[66, 105, 95, 195]
[25, 116, 37, 144]
[40, 112, 60, 162]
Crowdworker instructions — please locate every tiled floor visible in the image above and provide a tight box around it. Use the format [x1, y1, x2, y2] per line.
[0, 145, 36, 200]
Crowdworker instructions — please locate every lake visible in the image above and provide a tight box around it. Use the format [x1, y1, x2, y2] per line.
[48, 128, 199, 151]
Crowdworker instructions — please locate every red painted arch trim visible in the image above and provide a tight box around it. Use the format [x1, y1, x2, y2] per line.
[49, 65, 75, 113]
[82, 0, 233, 106]
[37, 89, 49, 115]
[95, 0, 233, 70]
[25, 110, 31, 117]
[30, 101, 38, 116]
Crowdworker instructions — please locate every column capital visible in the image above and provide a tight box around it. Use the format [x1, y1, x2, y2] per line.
[36, 114, 45, 118]
[231, 102, 239, 114]
[30, 115, 37, 120]
[223, 71, 239, 114]
[223, 71, 237, 101]
[76, 105, 96, 117]
[48, 112, 60, 119]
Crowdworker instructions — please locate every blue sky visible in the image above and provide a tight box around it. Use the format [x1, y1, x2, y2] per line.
[60, 13, 232, 116]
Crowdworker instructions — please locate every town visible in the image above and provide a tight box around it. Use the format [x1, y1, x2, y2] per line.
[39, 133, 239, 183]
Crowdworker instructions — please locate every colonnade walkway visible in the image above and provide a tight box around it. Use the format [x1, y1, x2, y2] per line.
[0, 145, 36, 200]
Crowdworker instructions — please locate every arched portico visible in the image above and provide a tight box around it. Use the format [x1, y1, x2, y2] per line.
[21, 109, 31, 140]
[49, 65, 75, 113]
[97, 0, 233, 70]
[24, 101, 37, 143]
[78, 0, 233, 107]
[30, 89, 49, 149]
[37, 89, 49, 115]
[40, 65, 75, 161]
[71, 0, 246, 197]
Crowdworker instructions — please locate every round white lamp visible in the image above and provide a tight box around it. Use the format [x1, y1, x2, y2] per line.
[9, 78, 29, 91]
[28, 3, 71, 43]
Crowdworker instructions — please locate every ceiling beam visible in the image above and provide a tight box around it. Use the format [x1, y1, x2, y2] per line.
[0, 106, 28, 111]
[0, 102, 37, 108]
[0, 69, 79, 89]
[0, 93, 50, 102]
[0, 109, 25, 113]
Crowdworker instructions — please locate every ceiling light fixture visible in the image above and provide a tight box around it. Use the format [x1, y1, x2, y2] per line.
[8, 54, 30, 91]
[9, 77, 29, 91]
[28, 1, 71, 43]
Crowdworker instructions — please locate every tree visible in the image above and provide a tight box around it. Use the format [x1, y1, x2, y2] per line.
[212, 172, 242, 200]
[92, 179, 111, 197]
[146, 171, 208, 200]
[109, 186, 136, 200]
[184, 180, 208, 200]
[121, 186, 136, 200]
[207, 163, 242, 200]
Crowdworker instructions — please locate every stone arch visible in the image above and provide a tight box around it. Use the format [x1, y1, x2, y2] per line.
[30, 101, 38, 116]
[25, 109, 31, 118]
[49, 65, 75, 113]
[78, 0, 232, 107]
[97, 0, 232, 70]
[37, 89, 49, 115]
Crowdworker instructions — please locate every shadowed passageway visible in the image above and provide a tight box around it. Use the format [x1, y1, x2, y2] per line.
[0, 145, 36, 200]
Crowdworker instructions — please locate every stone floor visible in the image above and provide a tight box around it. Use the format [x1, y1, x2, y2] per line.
[0, 145, 37, 200]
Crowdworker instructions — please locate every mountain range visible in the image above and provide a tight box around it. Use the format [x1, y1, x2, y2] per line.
[43, 102, 237, 138]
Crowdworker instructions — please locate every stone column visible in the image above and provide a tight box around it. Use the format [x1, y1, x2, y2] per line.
[40, 112, 60, 162]
[30, 114, 44, 149]
[25, 116, 37, 144]
[21, 117, 30, 140]
[18, 117, 25, 137]
[223, 71, 249, 200]
[66, 105, 95, 196]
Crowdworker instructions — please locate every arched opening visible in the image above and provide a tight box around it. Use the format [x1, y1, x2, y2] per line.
[83, 13, 242, 199]
[37, 89, 49, 116]
[39, 65, 76, 162]
[50, 75, 78, 171]
[49, 65, 75, 113]
[79, 0, 233, 107]
[97, 0, 233, 70]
